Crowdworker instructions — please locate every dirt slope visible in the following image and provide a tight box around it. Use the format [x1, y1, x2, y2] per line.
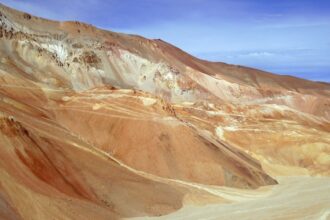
[0, 3, 329, 220]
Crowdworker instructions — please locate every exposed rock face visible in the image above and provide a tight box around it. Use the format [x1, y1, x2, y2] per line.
[0, 3, 329, 220]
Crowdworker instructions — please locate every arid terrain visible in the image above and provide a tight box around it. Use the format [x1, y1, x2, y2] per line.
[0, 4, 329, 220]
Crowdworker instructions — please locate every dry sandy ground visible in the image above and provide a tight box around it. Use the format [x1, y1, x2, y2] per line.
[132, 176, 330, 220]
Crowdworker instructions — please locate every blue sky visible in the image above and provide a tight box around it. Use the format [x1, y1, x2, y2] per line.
[1, 0, 330, 82]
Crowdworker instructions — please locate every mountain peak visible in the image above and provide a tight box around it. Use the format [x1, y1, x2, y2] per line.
[0, 3, 329, 220]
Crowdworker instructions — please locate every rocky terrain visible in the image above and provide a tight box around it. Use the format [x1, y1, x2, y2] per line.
[0, 4, 329, 220]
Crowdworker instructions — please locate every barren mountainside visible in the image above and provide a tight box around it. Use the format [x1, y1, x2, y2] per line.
[0, 4, 329, 220]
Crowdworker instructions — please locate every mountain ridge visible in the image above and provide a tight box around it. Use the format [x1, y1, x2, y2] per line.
[0, 3, 329, 220]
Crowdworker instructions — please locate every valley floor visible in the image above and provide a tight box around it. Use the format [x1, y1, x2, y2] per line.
[132, 176, 330, 220]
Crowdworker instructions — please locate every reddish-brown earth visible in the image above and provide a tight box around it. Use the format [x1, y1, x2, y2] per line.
[0, 3, 329, 220]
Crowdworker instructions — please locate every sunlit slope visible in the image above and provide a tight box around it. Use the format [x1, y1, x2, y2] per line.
[0, 3, 329, 220]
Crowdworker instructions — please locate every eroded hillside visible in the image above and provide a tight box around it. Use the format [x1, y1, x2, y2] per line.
[0, 3, 329, 220]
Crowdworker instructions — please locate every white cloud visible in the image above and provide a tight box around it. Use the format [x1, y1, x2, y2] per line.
[241, 52, 275, 57]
